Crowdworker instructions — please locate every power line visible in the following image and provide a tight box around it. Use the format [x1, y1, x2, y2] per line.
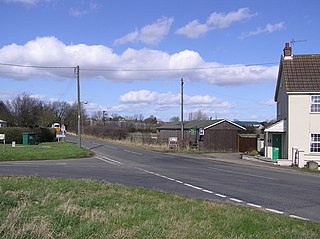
[81, 62, 277, 72]
[0, 61, 277, 73]
[0, 62, 75, 69]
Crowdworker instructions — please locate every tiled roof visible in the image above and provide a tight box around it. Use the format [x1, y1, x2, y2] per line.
[282, 54, 320, 92]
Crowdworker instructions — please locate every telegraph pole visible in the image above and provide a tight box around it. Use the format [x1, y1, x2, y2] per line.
[181, 78, 184, 146]
[76, 65, 81, 148]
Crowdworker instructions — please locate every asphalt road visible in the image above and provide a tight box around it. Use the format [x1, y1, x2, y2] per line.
[1, 135, 320, 222]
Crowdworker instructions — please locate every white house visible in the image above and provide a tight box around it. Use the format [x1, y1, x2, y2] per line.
[265, 43, 320, 166]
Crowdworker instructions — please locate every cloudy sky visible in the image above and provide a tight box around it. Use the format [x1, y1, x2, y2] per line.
[0, 0, 319, 122]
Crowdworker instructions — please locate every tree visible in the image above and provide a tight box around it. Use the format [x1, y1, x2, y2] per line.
[170, 116, 180, 122]
[188, 110, 209, 121]
[51, 101, 69, 123]
[144, 115, 157, 124]
[11, 93, 44, 128]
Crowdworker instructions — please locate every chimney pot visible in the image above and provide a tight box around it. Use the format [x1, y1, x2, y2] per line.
[283, 42, 292, 57]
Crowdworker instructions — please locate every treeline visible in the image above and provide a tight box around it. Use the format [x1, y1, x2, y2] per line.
[4, 93, 87, 131]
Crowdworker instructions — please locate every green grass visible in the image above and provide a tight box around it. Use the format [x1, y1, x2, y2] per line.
[0, 142, 92, 161]
[0, 176, 319, 239]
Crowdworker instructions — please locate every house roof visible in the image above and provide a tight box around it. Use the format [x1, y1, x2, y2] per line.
[157, 119, 245, 130]
[275, 54, 320, 100]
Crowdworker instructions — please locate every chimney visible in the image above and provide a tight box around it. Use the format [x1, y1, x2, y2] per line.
[283, 42, 292, 58]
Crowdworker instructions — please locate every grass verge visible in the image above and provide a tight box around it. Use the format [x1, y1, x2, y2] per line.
[0, 142, 92, 161]
[0, 176, 319, 239]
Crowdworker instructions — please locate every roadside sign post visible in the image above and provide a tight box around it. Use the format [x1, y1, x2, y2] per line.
[0, 134, 5, 153]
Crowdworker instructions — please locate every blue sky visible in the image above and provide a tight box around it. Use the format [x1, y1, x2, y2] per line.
[0, 0, 319, 122]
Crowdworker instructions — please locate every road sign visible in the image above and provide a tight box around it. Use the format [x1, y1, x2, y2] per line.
[189, 128, 197, 135]
[199, 128, 205, 136]
[0, 134, 4, 140]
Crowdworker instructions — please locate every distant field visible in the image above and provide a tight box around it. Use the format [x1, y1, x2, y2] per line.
[0, 142, 92, 161]
[0, 176, 319, 239]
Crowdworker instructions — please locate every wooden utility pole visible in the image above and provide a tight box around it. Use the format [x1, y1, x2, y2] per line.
[76, 65, 81, 148]
[181, 78, 184, 146]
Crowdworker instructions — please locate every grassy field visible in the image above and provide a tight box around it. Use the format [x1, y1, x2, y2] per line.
[0, 142, 92, 161]
[0, 176, 319, 239]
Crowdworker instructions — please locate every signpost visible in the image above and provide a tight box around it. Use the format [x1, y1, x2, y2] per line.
[0, 134, 5, 153]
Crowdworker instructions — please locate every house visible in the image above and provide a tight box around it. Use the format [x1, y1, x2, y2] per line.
[265, 43, 320, 165]
[157, 119, 245, 152]
[0, 100, 12, 127]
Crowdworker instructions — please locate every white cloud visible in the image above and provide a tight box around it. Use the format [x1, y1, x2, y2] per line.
[69, 2, 97, 17]
[176, 8, 256, 38]
[1, 0, 38, 4]
[0, 36, 277, 85]
[241, 22, 285, 39]
[120, 90, 232, 109]
[114, 17, 174, 45]
[260, 98, 275, 106]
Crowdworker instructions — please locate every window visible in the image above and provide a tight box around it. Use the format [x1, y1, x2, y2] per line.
[310, 134, 320, 153]
[310, 95, 320, 112]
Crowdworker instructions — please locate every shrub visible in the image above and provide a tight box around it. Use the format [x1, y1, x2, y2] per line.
[0, 127, 29, 144]
[0, 127, 56, 143]
[34, 127, 56, 143]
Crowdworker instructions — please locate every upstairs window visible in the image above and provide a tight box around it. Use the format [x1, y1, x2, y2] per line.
[310, 134, 320, 153]
[311, 95, 320, 112]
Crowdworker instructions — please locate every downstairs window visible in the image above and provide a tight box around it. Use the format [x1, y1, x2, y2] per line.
[310, 134, 320, 153]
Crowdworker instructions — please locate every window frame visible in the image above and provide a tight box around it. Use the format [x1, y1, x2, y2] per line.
[310, 133, 320, 153]
[310, 95, 320, 113]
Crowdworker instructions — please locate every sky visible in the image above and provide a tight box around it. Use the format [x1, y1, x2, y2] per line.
[0, 0, 319, 122]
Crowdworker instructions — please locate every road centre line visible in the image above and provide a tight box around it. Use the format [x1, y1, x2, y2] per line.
[123, 149, 143, 155]
[209, 167, 277, 181]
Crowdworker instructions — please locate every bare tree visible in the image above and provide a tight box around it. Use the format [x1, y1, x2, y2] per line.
[188, 110, 209, 121]
[170, 116, 180, 122]
[11, 93, 44, 127]
[51, 101, 69, 123]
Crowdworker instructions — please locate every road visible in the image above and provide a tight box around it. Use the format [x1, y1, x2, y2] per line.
[1, 135, 320, 222]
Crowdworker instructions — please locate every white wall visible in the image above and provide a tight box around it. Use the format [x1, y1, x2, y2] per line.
[288, 94, 320, 161]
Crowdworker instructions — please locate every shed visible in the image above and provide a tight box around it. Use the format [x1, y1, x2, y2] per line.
[157, 119, 245, 152]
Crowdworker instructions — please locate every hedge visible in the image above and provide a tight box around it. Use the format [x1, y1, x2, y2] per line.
[0, 127, 56, 144]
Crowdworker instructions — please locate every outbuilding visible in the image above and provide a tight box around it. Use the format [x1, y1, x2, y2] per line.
[157, 119, 245, 152]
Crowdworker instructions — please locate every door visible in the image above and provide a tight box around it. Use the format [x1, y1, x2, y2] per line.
[272, 134, 282, 160]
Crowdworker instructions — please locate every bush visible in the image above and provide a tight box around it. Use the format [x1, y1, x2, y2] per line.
[34, 127, 56, 143]
[0, 127, 29, 144]
[0, 127, 56, 143]
[85, 125, 128, 140]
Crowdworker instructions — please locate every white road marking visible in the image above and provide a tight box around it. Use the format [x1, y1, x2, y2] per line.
[104, 145, 118, 149]
[183, 183, 203, 190]
[247, 203, 262, 208]
[265, 208, 284, 214]
[209, 167, 277, 181]
[230, 198, 243, 203]
[96, 159, 311, 222]
[215, 193, 227, 198]
[96, 156, 123, 166]
[123, 149, 142, 155]
[289, 215, 309, 221]
[202, 189, 213, 194]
